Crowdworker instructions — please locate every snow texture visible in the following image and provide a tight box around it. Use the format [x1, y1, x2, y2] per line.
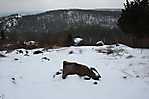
[0, 44, 149, 99]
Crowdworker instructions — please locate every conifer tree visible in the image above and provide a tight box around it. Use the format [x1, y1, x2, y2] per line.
[118, 0, 149, 37]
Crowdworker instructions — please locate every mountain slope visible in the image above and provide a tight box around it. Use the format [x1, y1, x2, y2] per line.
[0, 9, 123, 43]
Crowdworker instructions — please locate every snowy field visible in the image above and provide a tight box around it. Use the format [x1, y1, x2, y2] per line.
[0, 44, 149, 99]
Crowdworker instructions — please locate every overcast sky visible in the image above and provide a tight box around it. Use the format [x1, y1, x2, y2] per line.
[0, 0, 125, 15]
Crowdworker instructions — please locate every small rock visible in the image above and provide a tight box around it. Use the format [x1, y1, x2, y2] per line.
[136, 75, 140, 78]
[11, 78, 15, 80]
[17, 50, 23, 54]
[41, 57, 50, 61]
[126, 55, 134, 59]
[93, 82, 98, 85]
[33, 50, 43, 54]
[84, 77, 91, 80]
[25, 50, 29, 54]
[55, 71, 61, 75]
[14, 58, 19, 60]
[123, 76, 127, 79]
[11, 78, 16, 84]
[24, 54, 29, 56]
[0, 53, 6, 57]
[68, 51, 74, 54]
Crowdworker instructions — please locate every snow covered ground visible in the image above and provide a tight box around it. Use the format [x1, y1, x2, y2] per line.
[0, 44, 149, 99]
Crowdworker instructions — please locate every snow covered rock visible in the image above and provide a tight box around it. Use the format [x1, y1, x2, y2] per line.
[0, 53, 6, 57]
[73, 37, 83, 46]
[96, 41, 104, 46]
[54, 61, 101, 80]
[24, 41, 38, 46]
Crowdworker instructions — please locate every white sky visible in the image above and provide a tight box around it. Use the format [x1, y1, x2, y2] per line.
[0, 0, 125, 15]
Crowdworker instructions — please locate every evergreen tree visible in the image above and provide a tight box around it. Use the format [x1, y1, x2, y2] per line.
[0, 29, 5, 40]
[0, 21, 6, 40]
[118, 0, 149, 37]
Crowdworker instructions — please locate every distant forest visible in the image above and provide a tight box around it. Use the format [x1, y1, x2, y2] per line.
[0, 3, 149, 50]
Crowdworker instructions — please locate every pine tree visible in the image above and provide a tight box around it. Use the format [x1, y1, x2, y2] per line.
[118, 0, 149, 37]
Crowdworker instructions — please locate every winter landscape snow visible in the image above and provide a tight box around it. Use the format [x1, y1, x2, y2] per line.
[0, 44, 149, 99]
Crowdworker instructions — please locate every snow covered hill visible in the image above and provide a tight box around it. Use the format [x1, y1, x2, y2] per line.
[0, 9, 120, 34]
[0, 9, 123, 45]
[0, 44, 149, 99]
